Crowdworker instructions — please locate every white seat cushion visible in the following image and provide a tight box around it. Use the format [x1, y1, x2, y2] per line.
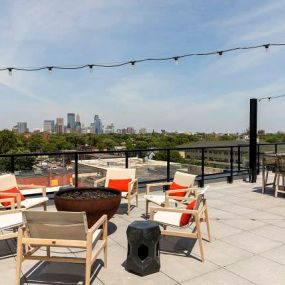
[153, 211, 182, 227]
[121, 192, 128, 198]
[0, 212, 22, 230]
[20, 186, 61, 196]
[21, 197, 48, 209]
[144, 195, 177, 207]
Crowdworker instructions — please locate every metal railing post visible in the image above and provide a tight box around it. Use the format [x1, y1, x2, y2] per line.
[275, 144, 278, 154]
[237, 146, 241, 172]
[74, 153, 79, 187]
[200, 148, 205, 187]
[166, 149, 170, 182]
[125, 151, 129, 168]
[10, 155, 15, 173]
[257, 144, 260, 175]
[228, 147, 234, 183]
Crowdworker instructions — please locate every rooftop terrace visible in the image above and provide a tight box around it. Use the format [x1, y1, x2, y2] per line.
[1, 175, 285, 285]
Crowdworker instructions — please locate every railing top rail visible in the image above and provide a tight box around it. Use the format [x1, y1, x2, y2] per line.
[0, 142, 284, 158]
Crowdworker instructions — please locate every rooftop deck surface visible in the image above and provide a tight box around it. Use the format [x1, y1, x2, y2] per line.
[1, 175, 285, 285]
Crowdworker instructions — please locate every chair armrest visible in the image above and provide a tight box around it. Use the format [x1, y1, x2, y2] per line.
[128, 179, 138, 194]
[94, 177, 106, 187]
[146, 182, 171, 194]
[0, 192, 21, 208]
[0, 198, 16, 209]
[88, 214, 108, 234]
[18, 185, 47, 197]
[165, 195, 196, 203]
[149, 206, 199, 215]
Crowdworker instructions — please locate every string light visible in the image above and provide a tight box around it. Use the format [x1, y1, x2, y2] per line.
[263, 44, 270, 51]
[0, 42, 284, 74]
[47, 66, 53, 74]
[258, 94, 285, 102]
[88, 64, 94, 73]
[173, 56, 179, 64]
[8, 68, 12, 76]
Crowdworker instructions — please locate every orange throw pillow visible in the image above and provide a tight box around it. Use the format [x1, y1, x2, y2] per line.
[179, 200, 196, 227]
[0, 187, 25, 207]
[108, 179, 132, 192]
[168, 182, 188, 197]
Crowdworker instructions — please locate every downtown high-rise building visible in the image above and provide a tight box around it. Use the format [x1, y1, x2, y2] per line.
[43, 120, 55, 133]
[55, 118, 64, 134]
[91, 115, 103, 134]
[104, 123, 115, 134]
[67, 113, 75, 130]
[16, 122, 28, 134]
[75, 114, 81, 133]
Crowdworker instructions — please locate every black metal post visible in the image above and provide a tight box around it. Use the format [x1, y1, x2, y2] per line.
[200, 148, 205, 187]
[275, 144, 278, 154]
[74, 153, 79, 187]
[125, 151, 129, 168]
[257, 144, 260, 175]
[249, 98, 258, 183]
[228, 147, 234, 183]
[166, 149, 170, 182]
[10, 155, 15, 173]
[237, 146, 241, 172]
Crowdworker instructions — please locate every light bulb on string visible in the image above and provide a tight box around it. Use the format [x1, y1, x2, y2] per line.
[264, 44, 270, 52]
[47, 66, 53, 74]
[88, 65, 94, 73]
[8, 68, 13, 76]
[217, 51, 223, 57]
[173, 57, 179, 64]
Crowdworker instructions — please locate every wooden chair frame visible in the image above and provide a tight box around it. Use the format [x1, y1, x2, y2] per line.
[0, 199, 22, 241]
[0, 174, 47, 210]
[15, 213, 108, 285]
[261, 155, 277, 194]
[145, 183, 198, 215]
[94, 176, 139, 215]
[150, 195, 211, 262]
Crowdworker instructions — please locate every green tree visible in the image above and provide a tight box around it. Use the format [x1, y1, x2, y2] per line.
[0, 130, 17, 153]
[0, 147, 36, 172]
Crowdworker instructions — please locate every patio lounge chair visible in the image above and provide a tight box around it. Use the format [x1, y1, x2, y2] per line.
[144, 172, 197, 215]
[0, 205, 22, 241]
[0, 174, 48, 210]
[15, 211, 108, 285]
[275, 155, 285, 197]
[149, 186, 211, 262]
[94, 168, 138, 215]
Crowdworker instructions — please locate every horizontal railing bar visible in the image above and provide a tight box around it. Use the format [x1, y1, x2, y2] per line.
[0, 142, 284, 158]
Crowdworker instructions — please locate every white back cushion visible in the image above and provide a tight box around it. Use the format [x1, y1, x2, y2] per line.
[104, 168, 136, 187]
[0, 174, 18, 190]
[173, 172, 196, 187]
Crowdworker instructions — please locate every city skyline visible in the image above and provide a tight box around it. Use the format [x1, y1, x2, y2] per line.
[1, 1, 285, 132]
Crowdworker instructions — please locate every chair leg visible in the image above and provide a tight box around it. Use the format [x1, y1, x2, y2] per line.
[85, 236, 92, 285]
[204, 204, 211, 242]
[262, 168, 265, 194]
[127, 197, 131, 215]
[275, 174, 280, 198]
[47, 246, 50, 257]
[104, 242, 108, 268]
[146, 200, 149, 217]
[15, 230, 24, 285]
[195, 216, 205, 262]
[136, 193, 138, 207]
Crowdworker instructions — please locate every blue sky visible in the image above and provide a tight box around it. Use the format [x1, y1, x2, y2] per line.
[1, 0, 285, 132]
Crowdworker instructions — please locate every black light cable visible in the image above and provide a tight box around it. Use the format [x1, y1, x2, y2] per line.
[1, 42, 285, 75]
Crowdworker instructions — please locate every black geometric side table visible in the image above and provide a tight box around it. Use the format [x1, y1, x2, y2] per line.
[126, 220, 161, 276]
